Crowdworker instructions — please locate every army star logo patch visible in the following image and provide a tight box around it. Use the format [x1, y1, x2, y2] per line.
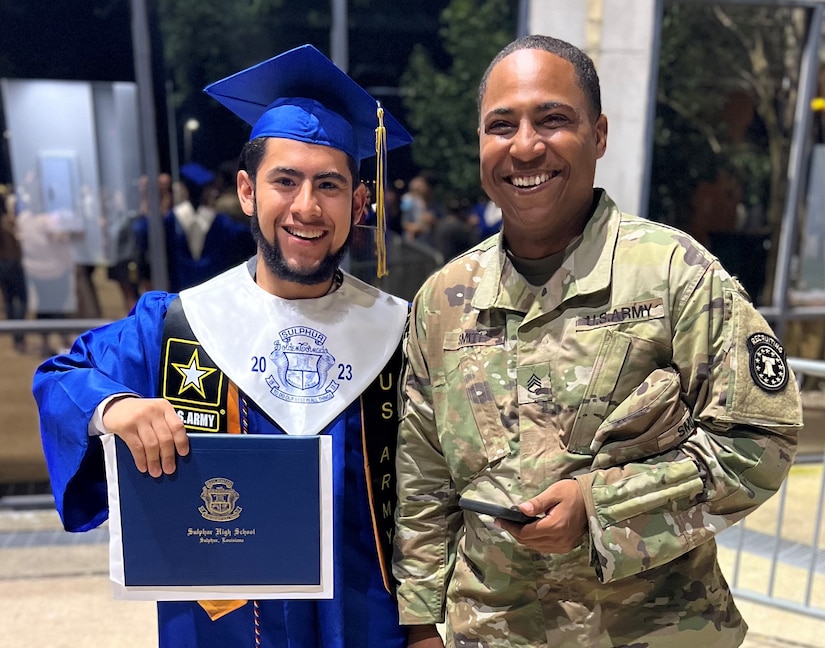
[172, 349, 217, 398]
[746, 333, 788, 392]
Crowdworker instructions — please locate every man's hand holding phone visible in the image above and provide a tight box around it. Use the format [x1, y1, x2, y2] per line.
[489, 480, 588, 553]
[458, 496, 541, 524]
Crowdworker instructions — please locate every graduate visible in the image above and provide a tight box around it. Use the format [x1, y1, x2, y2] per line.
[33, 44, 412, 648]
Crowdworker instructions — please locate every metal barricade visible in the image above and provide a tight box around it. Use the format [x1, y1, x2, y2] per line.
[715, 357, 825, 620]
[349, 231, 445, 302]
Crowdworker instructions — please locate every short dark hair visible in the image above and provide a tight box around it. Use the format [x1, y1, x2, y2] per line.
[477, 34, 602, 120]
[239, 137, 360, 187]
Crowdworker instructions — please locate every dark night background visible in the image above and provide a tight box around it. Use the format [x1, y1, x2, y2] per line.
[0, 1, 452, 186]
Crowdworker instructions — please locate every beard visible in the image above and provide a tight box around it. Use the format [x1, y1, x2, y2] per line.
[249, 207, 352, 286]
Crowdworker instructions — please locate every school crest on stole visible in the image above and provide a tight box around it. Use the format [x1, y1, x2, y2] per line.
[266, 326, 340, 404]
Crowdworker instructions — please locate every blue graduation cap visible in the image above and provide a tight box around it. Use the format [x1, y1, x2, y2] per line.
[203, 44, 413, 277]
[179, 162, 215, 187]
[203, 44, 412, 162]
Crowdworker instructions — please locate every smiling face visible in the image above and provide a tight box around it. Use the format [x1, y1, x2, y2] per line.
[237, 137, 366, 299]
[479, 48, 607, 258]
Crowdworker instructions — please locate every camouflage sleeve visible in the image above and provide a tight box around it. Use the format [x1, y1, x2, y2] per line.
[393, 292, 463, 625]
[576, 260, 802, 583]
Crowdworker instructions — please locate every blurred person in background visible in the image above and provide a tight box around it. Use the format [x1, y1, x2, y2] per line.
[470, 198, 502, 240]
[0, 185, 29, 352]
[384, 186, 403, 237]
[103, 185, 143, 313]
[213, 158, 247, 222]
[134, 173, 174, 293]
[401, 174, 442, 247]
[164, 161, 256, 292]
[15, 170, 76, 357]
[432, 200, 481, 262]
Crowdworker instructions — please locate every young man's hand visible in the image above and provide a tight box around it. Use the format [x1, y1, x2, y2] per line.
[102, 396, 189, 477]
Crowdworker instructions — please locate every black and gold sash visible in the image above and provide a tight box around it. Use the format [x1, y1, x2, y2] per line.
[359, 344, 402, 594]
[159, 298, 237, 433]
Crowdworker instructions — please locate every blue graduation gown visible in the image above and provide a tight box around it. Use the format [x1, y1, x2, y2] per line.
[32, 291, 406, 648]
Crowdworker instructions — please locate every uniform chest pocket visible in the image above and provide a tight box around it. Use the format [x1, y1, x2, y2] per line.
[435, 331, 512, 482]
[566, 328, 633, 455]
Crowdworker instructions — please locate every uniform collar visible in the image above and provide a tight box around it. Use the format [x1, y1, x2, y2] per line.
[472, 189, 621, 313]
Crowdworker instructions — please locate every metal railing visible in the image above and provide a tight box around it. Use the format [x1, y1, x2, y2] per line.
[716, 357, 825, 621]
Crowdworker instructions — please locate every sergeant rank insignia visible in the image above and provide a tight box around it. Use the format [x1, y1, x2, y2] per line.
[747, 333, 789, 392]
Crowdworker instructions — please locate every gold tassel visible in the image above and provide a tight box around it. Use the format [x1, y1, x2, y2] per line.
[374, 102, 388, 278]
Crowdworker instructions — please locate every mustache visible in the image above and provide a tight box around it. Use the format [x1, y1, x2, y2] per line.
[249, 210, 353, 286]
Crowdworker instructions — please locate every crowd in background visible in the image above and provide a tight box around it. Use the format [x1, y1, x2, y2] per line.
[0, 161, 255, 356]
[379, 173, 502, 262]
[0, 166, 500, 356]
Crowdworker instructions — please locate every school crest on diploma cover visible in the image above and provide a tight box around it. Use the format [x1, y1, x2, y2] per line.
[266, 326, 340, 404]
[199, 477, 242, 522]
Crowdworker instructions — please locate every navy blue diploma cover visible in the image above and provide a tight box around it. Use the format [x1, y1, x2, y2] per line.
[102, 433, 334, 600]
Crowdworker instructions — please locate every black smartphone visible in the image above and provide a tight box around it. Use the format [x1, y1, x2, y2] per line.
[458, 496, 540, 524]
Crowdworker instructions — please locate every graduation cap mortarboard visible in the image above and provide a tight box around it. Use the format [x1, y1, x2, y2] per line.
[203, 44, 413, 277]
[179, 162, 215, 187]
[203, 44, 411, 162]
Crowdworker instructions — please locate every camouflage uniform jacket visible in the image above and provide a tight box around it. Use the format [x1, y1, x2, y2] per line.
[393, 191, 802, 647]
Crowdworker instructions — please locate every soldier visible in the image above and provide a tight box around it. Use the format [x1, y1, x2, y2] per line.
[393, 34, 802, 647]
[34, 45, 412, 647]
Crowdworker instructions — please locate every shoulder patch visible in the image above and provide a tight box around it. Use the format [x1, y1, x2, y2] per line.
[746, 333, 789, 392]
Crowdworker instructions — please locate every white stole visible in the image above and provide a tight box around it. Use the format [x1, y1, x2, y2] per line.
[178, 262, 408, 436]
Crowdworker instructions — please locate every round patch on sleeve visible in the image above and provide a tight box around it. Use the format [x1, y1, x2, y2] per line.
[746, 333, 789, 392]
